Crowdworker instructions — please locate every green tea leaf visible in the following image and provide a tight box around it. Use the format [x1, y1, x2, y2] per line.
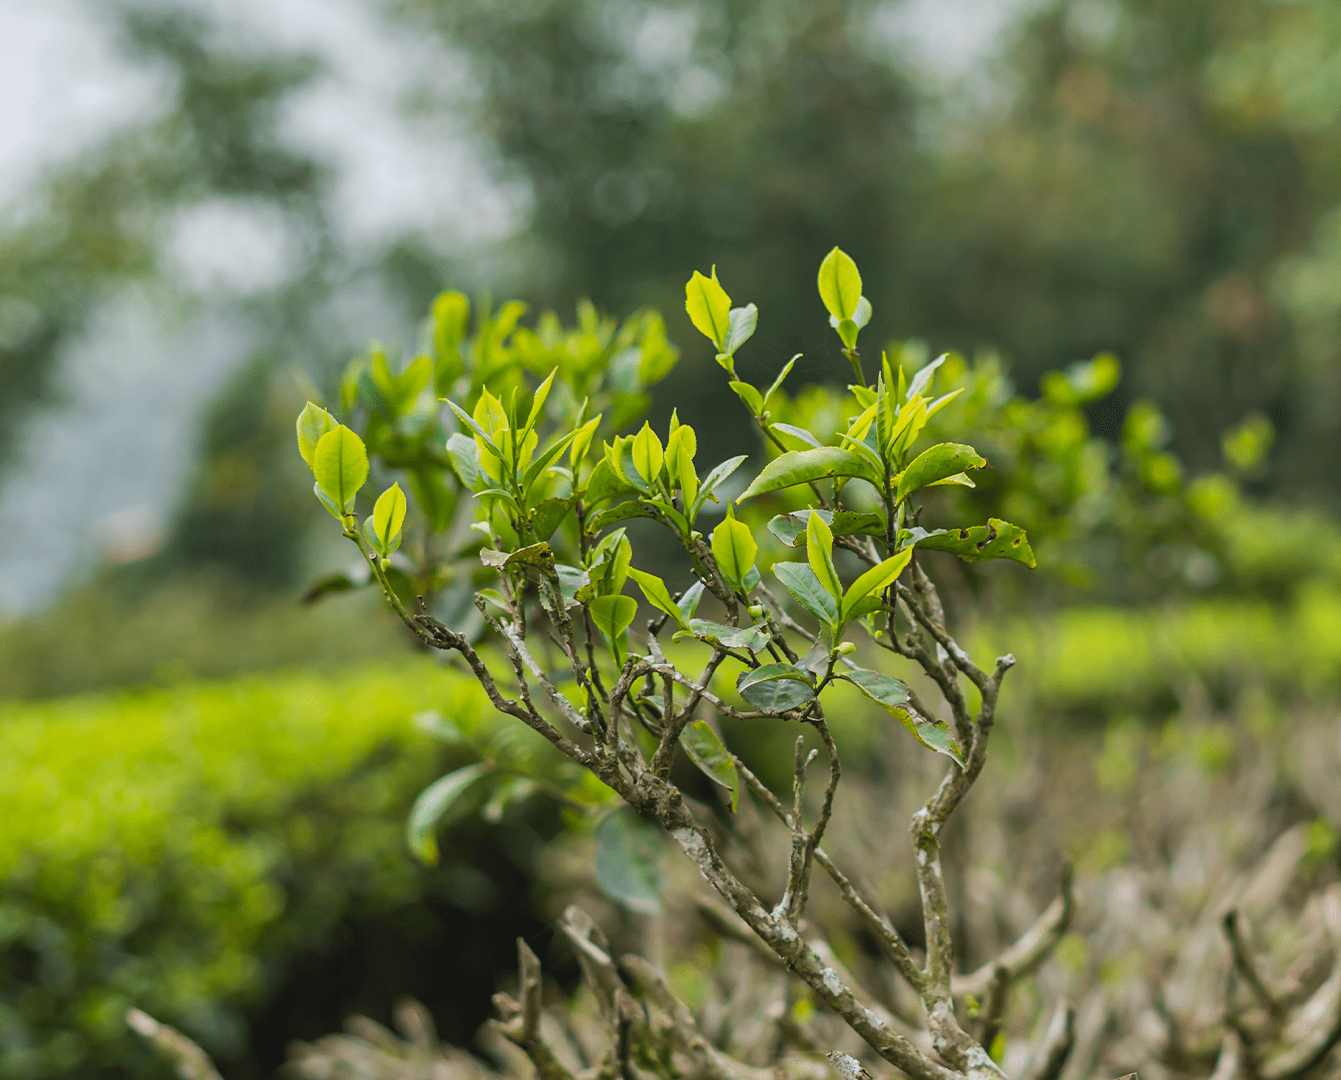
[529, 496, 576, 541]
[839, 666, 963, 766]
[762, 354, 799, 407]
[906, 354, 947, 402]
[685, 268, 732, 350]
[895, 443, 987, 504]
[689, 455, 748, 517]
[313, 426, 369, 513]
[842, 548, 911, 618]
[806, 512, 842, 602]
[296, 402, 337, 467]
[852, 295, 872, 329]
[768, 509, 886, 547]
[590, 594, 638, 662]
[730, 381, 764, 415]
[680, 619, 769, 653]
[677, 580, 705, 622]
[595, 808, 664, 914]
[737, 664, 815, 713]
[908, 519, 1036, 568]
[773, 561, 838, 629]
[712, 515, 758, 592]
[632, 422, 664, 484]
[447, 432, 483, 490]
[406, 763, 488, 864]
[680, 721, 739, 810]
[371, 483, 407, 556]
[628, 567, 686, 629]
[818, 247, 862, 321]
[738, 447, 882, 501]
[722, 304, 758, 357]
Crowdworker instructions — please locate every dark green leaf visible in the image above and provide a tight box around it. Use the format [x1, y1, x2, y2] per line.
[739, 447, 882, 501]
[595, 808, 664, 914]
[677, 581, 705, 622]
[481, 542, 556, 575]
[529, 496, 576, 541]
[406, 763, 488, 864]
[895, 443, 987, 504]
[300, 562, 371, 604]
[737, 664, 815, 713]
[586, 500, 654, 533]
[680, 721, 739, 810]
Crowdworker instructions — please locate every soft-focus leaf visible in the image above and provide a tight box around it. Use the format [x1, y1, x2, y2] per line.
[406, 763, 488, 864]
[839, 666, 963, 766]
[895, 443, 987, 504]
[906, 354, 947, 402]
[771, 423, 823, 449]
[585, 457, 636, 505]
[296, 402, 337, 467]
[595, 808, 663, 914]
[852, 295, 872, 329]
[818, 247, 862, 321]
[589, 594, 638, 661]
[773, 561, 838, 629]
[680, 721, 739, 810]
[739, 447, 882, 501]
[685, 268, 732, 349]
[722, 304, 758, 357]
[908, 519, 1036, 567]
[447, 432, 483, 490]
[300, 561, 372, 604]
[313, 426, 369, 513]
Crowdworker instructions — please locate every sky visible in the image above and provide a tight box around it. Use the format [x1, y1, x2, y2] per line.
[0, 0, 1031, 614]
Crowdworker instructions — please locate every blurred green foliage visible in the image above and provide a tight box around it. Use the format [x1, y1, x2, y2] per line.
[0, 661, 560, 1078]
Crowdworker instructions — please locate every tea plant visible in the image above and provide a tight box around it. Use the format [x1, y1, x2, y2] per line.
[282, 247, 1060, 1080]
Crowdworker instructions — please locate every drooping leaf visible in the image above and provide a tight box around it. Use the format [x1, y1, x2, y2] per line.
[895, 443, 987, 504]
[772, 561, 838, 629]
[711, 515, 757, 592]
[296, 402, 337, 467]
[738, 447, 882, 501]
[817, 247, 862, 322]
[680, 721, 739, 810]
[313, 426, 369, 513]
[721, 304, 758, 357]
[406, 763, 488, 864]
[685, 268, 732, 350]
[595, 808, 664, 914]
[737, 664, 816, 713]
[628, 567, 686, 629]
[908, 520, 1036, 568]
[679, 619, 769, 653]
[839, 666, 963, 766]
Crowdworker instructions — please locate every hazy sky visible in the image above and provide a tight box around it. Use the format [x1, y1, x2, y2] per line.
[0, 0, 1029, 613]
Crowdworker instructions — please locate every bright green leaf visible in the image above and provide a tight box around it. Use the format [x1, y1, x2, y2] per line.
[907, 519, 1036, 568]
[841, 549, 911, 618]
[738, 447, 883, 501]
[632, 422, 664, 484]
[313, 426, 369, 513]
[712, 515, 758, 592]
[589, 594, 638, 663]
[296, 402, 337, 468]
[628, 567, 686, 629]
[806, 512, 842, 602]
[818, 247, 862, 322]
[895, 443, 988, 505]
[721, 304, 758, 357]
[685, 268, 732, 350]
[371, 483, 407, 555]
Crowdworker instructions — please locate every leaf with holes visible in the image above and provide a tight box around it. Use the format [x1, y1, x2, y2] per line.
[907, 520, 1036, 568]
[895, 443, 987, 505]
